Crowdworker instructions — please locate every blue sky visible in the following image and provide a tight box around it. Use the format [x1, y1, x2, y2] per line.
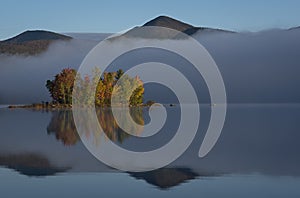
[0, 0, 299, 40]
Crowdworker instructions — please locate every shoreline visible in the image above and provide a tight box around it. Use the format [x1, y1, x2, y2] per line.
[7, 102, 159, 110]
[8, 103, 72, 110]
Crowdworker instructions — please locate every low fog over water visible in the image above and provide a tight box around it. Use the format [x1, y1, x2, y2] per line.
[0, 29, 299, 104]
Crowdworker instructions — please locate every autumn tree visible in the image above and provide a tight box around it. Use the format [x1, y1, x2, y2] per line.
[47, 68, 144, 106]
[46, 68, 76, 104]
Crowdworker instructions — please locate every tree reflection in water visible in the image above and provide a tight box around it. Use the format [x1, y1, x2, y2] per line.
[47, 108, 144, 146]
[47, 110, 78, 145]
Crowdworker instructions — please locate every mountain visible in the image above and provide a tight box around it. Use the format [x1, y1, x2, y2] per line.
[143, 15, 194, 32]
[0, 30, 72, 55]
[111, 15, 234, 40]
[288, 26, 300, 31]
[143, 15, 234, 35]
[2, 30, 71, 43]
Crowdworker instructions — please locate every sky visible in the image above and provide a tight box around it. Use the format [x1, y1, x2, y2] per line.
[0, 0, 300, 40]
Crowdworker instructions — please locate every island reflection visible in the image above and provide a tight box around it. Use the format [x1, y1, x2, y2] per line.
[47, 108, 145, 146]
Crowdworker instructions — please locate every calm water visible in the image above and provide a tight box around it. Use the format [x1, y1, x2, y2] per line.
[0, 104, 300, 197]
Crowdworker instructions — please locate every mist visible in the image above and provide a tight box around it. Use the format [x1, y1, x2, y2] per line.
[0, 29, 300, 104]
[195, 29, 300, 103]
[0, 37, 100, 104]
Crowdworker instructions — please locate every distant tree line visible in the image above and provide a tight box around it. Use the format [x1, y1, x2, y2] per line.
[0, 40, 52, 56]
[46, 68, 144, 106]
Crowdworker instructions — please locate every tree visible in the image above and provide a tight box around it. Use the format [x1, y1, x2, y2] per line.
[46, 68, 144, 106]
[113, 74, 144, 106]
[116, 69, 124, 80]
[129, 76, 144, 106]
[46, 68, 76, 104]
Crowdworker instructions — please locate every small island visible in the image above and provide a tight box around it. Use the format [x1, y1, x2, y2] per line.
[8, 68, 156, 110]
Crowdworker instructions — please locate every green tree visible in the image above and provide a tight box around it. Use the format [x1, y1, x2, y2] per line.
[113, 74, 144, 106]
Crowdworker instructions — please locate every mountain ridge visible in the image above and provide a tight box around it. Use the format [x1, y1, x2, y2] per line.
[142, 15, 235, 35]
[1, 30, 71, 43]
[1, 16, 299, 55]
[113, 15, 235, 40]
[143, 15, 194, 32]
[0, 30, 72, 55]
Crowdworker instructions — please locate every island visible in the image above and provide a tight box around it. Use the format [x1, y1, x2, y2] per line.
[8, 68, 156, 110]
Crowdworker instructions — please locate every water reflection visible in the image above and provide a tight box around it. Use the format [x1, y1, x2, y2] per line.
[47, 110, 79, 145]
[1, 104, 300, 191]
[94, 107, 144, 143]
[47, 107, 145, 146]
[0, 153, 69, 176]
[129, 168, 200, 189]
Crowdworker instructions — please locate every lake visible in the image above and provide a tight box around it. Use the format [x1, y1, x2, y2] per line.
[0, 104, 300, 197]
